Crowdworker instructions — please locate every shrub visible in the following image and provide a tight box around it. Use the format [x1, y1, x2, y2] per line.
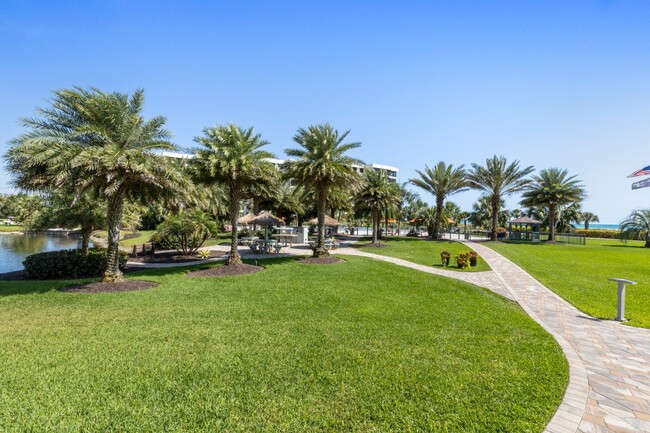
[455, 252, 470, 269]
[440, 250, 451, 267]
[469, 251, 479, 266]
[152, 210, 219, 254]
[574, 229, 621, 239]
[23, 248, 128, 279]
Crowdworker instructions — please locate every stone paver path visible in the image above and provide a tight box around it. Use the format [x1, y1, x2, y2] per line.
[127, 237, 650, 432]
[467, 241, 650, 433]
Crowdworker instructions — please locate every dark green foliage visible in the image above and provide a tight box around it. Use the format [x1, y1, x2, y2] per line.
[574, 229, 620, 239]
[23, 248, 128, 279]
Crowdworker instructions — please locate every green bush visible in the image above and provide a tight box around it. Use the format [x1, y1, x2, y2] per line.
[23, 248, 128, 279]
[574, 229, 621, 239]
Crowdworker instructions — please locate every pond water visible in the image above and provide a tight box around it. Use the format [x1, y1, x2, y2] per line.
[0, 234, 85, 274]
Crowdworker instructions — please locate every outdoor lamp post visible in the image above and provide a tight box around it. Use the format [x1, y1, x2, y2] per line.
[608, 278, 637, 321]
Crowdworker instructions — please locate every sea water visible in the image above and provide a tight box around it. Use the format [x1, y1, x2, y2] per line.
[573, 223, 620, 230]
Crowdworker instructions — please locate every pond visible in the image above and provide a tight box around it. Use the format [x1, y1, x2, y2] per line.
[0, 234, 86, 274]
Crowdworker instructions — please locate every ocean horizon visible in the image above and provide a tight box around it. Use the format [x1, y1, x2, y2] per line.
[574, 223, 620, 230]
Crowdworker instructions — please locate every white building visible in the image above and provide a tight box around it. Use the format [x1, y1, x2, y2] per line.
[162, 152, 399, 182]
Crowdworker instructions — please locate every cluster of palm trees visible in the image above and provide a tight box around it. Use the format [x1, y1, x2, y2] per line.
[5, 87, 393, 281]
[408, 156, 589, 242]
[10, 86, 634, 283]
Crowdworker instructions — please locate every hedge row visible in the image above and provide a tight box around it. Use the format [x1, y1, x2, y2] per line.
[574, 229, 621, 239]
[23, 248, 128, 280]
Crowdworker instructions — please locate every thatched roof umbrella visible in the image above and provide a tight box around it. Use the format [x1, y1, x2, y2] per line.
[249, 212, 285, 240]
[308, 215, 341, 227]
[237, 212, 257, 225]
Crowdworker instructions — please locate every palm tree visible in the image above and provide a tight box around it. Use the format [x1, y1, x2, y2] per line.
[31, 192, 107, 254]
[582, 212, 600, 230]
[620, 209, 650, 247]
[356, 170, 397, 244]
[520, 168, 585, 242]
[192, 124, 275, 266]
[468, 155, 534, 241]
[283, 124, 362, 257]
[6, 88, 190, 282]
[409, 162, 468, 239]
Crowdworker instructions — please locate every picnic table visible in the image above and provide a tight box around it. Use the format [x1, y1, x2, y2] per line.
[272, 233, 297, 247]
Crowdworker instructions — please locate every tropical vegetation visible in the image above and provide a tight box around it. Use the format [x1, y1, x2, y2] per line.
[468, 155, 534, 241]
[620, 209, 650, 247]
[520, 168, 585, 242]
[283, 124, 362, 256]
[409, 162, 468, 239]
[6, 88, 191, 281]
[192, 124, 275, 265]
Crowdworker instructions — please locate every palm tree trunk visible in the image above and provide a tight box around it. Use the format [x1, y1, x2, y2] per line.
[548, 204, 556, 242]
[80, 222, 92, 255]
[228, 188, 242, 265]
[433, 197, 444, 240]
[372, 208, 379, 244]
[490, 196, 499, 241]
[584, 219, 589, 230]
[103, 192, 125, 283]
[314, 187, 329, 257]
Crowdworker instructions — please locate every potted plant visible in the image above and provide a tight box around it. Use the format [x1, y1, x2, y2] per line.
[455, 252, 470, 269]
[468, 251, 479, 267]
[440, 250, 451, 267]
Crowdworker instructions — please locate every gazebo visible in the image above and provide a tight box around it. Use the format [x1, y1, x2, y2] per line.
[308, 215, 340, 238]
[508, 216, 542, 242]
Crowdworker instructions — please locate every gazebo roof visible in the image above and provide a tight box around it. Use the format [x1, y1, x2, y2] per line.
[237, 212, 257, 224]
[308, 215, 341, 226]
[249, 212, 285, 226]
[509, 216, 542, 224]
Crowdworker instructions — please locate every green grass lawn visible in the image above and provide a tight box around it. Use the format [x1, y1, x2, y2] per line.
[356, 237, 490, 272]
[486, 238, 650, 327]
[0, 225, 24, 232]
[0, 256, 566, 432]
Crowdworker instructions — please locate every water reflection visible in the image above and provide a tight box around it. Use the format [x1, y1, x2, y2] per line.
[0, 234, 85, 274]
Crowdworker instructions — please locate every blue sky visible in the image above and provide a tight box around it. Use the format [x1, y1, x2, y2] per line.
[1, 0, 650, 223]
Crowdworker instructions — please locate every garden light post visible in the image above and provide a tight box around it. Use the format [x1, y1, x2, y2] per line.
[608, 278, 637, 322]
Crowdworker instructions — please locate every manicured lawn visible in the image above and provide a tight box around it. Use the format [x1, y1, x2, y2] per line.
[486, 238, 650, 327]
[0, 225, 23, 232]
[357, 237, 491, 272]
[0, 256, 566, 432]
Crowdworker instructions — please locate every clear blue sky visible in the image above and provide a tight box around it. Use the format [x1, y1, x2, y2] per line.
[2, 0, 649, 223]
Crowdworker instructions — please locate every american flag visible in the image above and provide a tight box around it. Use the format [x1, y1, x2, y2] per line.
[627, 165, 650, 178]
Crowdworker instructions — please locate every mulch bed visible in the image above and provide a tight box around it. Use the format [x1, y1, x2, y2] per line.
[129, 250, 225, 263]
[187, 263, 264, 278]
[60, 280, 159, 293]
[299, 257, 345, 265]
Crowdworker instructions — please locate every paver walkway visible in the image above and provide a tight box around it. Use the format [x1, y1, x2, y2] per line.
[466, 242, 650, 433]
[128, 238, 650, 432]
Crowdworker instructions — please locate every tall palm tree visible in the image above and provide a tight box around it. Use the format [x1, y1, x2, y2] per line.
[520, 168, 585, 242]
[582, 212, 600, 230]
[409, 162, 468, 239]
[620, 209, 650, 247]
[192, 124, 275, 265]
[6, 88, 190, 282]
[468, 155, 534, 241]
[356, 170, 397, 244]
[283, 124, 362, 257]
